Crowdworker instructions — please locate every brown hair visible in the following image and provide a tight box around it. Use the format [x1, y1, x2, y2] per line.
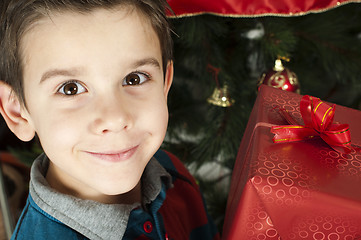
[0, 0, 173, 105]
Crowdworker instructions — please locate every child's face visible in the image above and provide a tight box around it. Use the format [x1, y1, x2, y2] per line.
[19, 8, 173, 203]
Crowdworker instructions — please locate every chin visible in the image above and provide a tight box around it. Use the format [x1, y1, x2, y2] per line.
[100, 179, 140, 196]
[99, 185, 134, 196]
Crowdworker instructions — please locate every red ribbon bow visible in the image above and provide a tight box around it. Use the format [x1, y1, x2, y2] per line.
[271, 95, 351, 153]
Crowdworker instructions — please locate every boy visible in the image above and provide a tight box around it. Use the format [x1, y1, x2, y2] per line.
[0, 0, 220, 239]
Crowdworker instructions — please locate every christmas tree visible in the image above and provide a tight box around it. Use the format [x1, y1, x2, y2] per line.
[164, 2, 361, 231]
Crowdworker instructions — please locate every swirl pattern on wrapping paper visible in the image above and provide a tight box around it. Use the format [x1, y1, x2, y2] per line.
[244, 150, 361, 239]
[262, 91, 302, 124]
[289, 215, 361, 240]
[251, 152, 315, 207]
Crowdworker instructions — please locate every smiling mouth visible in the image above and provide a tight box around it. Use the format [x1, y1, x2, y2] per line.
[85, 146, 138, 163]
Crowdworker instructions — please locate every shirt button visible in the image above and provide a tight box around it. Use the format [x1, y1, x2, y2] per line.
[143, 221, 153, 233]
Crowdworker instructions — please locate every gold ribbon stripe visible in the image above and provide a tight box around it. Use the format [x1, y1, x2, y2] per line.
[272, 126, 305, 130]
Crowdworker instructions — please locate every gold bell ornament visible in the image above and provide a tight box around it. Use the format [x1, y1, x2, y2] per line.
[207, 84, 235, 107]
[206, 65, 235, 107]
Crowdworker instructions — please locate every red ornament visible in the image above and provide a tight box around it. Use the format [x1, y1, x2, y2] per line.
[258, 59, 300, 93]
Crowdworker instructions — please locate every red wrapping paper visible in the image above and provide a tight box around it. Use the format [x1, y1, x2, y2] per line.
[167, 0, 360, 17]
[222, 85, 361, 240]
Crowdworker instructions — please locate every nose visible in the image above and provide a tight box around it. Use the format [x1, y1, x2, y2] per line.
[89, 95, 132, 135]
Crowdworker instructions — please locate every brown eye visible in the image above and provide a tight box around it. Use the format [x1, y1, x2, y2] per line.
[125, 73, 141, 85]
[64, 82, 78, 95]
[58, 81, 86, 95]
[123, 72, 149, 86]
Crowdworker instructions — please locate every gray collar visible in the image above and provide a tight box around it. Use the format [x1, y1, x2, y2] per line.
[29, 153, 172, 240]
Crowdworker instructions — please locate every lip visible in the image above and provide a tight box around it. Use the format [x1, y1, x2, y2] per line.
[85, 145, 138, 163]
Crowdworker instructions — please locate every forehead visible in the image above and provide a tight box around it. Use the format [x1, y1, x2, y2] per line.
[20, 7, 162, 75]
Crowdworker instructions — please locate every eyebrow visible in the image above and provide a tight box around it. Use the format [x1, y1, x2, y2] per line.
[131, 57, 161, 69]
[40, 68, 82, 83]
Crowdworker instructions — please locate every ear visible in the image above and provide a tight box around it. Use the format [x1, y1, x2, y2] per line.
[0, 81, 35, 142]
[163, 61, 174, 99]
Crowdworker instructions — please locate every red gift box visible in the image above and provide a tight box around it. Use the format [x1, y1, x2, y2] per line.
[222, 85, 361, 240]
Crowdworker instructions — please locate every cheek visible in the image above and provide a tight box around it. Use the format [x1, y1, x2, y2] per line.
[138, 98, 168, 129]
[34, 109, 83, 152]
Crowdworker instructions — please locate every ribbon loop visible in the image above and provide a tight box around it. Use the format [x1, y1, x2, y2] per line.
[271, 95, 351, 153]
